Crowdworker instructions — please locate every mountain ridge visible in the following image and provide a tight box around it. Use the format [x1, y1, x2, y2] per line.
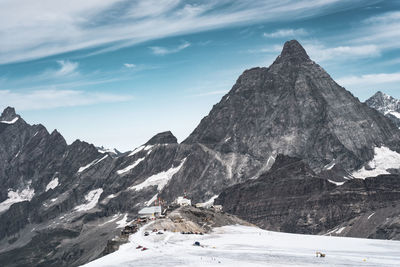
[1, 40, 400, 266]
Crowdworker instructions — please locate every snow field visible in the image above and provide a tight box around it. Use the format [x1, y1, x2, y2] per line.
[83, 224, 400, 267]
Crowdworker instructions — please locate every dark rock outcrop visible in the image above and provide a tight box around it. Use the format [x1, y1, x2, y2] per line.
[0, 107, 18, 121]
[216, 155, 400, 239]
[144, 131, 178, 145]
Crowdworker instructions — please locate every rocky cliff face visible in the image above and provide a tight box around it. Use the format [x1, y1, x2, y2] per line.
[1, 40, 400, 266]
[0, 109, 191, 266]
[184, 40, 400, 172]
[216, 154, 400, 239]
[366, 91, 400, 128]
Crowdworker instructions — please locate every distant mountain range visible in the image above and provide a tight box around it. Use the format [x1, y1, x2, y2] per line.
[366, 91, 400, 128]
[1, 40, 400, 266]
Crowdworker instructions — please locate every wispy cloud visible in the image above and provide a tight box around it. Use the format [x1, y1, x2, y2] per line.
[246, 42, 380, 62]
[124, 63, 136, 68]
[337, 72, 400, 87]
[0, 59, 81, 87]
[150, 41, 191, 55]
[343, 11, 400, 51]
[0, 0, 363, 64]
[54, 60, 79, 77]
[0, 89, 133, 111]
[304, 44, 381, 62]
[363, 11, 400, 24]
[263, 28, 307, 38]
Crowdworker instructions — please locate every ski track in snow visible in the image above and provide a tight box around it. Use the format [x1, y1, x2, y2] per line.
[83, 225, 400, 267]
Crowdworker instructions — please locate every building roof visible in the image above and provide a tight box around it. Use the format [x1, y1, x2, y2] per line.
[138, 206, 162, 214]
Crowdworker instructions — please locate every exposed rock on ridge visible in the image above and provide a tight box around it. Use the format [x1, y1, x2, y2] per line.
[144, 131, 178, 145]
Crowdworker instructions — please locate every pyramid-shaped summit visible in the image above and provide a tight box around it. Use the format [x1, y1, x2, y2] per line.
[275, 39, 311, 63]
[185, 40, 400, 171]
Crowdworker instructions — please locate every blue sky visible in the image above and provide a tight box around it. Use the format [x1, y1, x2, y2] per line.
[0, 0, 400, 151]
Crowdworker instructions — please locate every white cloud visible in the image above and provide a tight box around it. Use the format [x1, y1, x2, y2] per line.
[150, 41, 191, 55]
[0, 60, 81, 87]
[341, 11, 400, 52]
[304, 44, 381, 62]
[246, 42, 380, 62]
[55, 60, 79, 76]
[0, 0, 358, 64]
[363, 11, 400, 24]
[263, 28, 307, 38]
[0, 89, 133, 111]
[124, 63, 136, 68]
[337, 72, 400, 87]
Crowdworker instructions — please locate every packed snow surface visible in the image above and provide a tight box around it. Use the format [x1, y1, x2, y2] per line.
[0, 186, 35, 213]
[78, 155, 108, 173]
[45, 177, 59, 192]
[83, 224, 400, 267]
[129, 158, 186, 191]
[0, 117, 19, 124]
[352, 146, 400, 179]
[74, 188, 103, 211]
[116, 157, 145, 175]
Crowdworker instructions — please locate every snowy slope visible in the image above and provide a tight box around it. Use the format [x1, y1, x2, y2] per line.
[0, 186, 35, 213]
[352, 146, 400, 179]
[83, 225, 400, 267]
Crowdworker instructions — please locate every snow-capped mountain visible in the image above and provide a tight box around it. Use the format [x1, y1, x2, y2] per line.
[365, 91, 400, 128]
[1, 40, 400, 266]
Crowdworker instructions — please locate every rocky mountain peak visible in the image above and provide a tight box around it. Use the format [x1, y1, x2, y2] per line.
[365, 91, 400, 127]
[0, 106, 18, 121]
[274, 39, 311, 64]
[184, 40, 400, 171]
[374, 91, 385, 98]
[145, 131, 178, 145]
[366, 91, 398, 107]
